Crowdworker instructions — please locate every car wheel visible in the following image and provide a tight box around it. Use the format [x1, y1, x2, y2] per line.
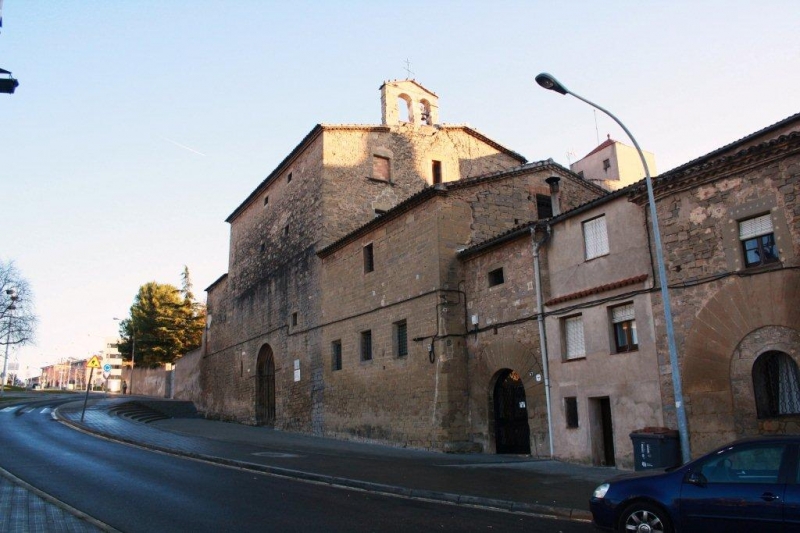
[619, 502, 672, 533]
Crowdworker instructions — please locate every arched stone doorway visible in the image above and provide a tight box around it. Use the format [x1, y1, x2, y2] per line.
[256, 344, 276, 426]
[493, 369, 531, 454]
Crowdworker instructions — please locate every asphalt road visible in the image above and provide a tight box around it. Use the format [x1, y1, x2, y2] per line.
[0, 397, 593, 532]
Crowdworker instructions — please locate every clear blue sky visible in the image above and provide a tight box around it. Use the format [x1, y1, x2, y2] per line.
[1, 1, 798, 374]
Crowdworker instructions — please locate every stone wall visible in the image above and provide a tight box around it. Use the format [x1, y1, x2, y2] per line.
[200, 121, 524, 433]
[653, 136, 800, 456]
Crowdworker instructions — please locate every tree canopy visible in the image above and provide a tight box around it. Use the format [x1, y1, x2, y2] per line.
[0, 259, 37, 349]
[117, 267, 206, 367]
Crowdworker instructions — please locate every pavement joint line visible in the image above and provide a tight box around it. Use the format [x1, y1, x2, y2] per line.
[0, 464, 122, 533]
[53, 405, 593, 523]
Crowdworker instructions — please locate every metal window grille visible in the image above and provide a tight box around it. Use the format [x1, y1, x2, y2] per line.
[583, 216, 609, 259]
[361, 330, 372, 361]
[395, 320, 408, 357]
[332, 341, 342, 371]
[564, 316, 585, 359]
[753, 351, 800, 418]
[739, 214, 773, 240]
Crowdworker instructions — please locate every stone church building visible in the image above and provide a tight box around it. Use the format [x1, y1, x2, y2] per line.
[197, 79, 800, 468]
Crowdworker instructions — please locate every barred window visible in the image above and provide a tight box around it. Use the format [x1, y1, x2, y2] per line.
[739, 214, 778, 268]
[360, 330, 373, 361]
[332, 340, 342, 371]
[583, 216, 609, 260]
[564, 315, 586, 360]
[394, 320, 408, 357]
[611, 303, 638, 353]
[753, 351, 800, 418]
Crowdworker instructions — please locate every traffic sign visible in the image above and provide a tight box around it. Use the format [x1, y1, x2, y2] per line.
[103, 363, 112, 373]
[87, 356, 102, 369]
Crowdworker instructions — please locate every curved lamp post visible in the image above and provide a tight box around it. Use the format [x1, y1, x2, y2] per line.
[535, 73, 691, 464]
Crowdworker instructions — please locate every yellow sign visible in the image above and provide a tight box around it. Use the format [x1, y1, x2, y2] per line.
[87, 356, 102, 369]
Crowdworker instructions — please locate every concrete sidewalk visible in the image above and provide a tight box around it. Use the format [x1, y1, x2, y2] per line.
[56, 396, 615, 522]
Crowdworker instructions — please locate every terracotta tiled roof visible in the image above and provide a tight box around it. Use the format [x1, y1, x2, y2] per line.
[545, 274, 649, 306]
[580, 135, 617, 160]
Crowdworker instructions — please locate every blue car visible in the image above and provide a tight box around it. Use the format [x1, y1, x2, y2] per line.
[590, 436, 800, 532]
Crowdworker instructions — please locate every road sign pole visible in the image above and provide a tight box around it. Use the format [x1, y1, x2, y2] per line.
[81, 367, 94, 422]
[81, 355, 102, 422]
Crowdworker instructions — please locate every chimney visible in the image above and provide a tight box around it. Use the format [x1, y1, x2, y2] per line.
[545, 176, 561, 216]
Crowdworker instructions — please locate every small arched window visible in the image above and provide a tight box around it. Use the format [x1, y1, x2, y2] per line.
[753, 351, 800, 418]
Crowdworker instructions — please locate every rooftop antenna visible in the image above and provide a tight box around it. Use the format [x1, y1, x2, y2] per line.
[404, 59, 415, 79]
[566, 149, 577, 165]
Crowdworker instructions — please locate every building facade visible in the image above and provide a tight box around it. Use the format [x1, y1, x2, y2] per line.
[197, 80, 799, 465]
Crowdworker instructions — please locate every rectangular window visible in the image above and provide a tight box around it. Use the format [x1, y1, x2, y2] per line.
[263, 195, 269, 207]
[488, 267, 505, 287]
[331, 340, 342, 371]
[432, 160, 442, 184]
[740, 214, 778, 268]
[536, 194, 553, 219]
[291, 312, 298, 327]
[583, 215, 609, 260]
[564, 315, 586, 360]
[363, 243, 374, 273]
[611, 303, 638, 353]
[394, 320, 408, 357]
[360, 330, 373, 361]
[287, 172, 293, 183]
[373, 155, 390, 181]
[565, 397, 579, 428]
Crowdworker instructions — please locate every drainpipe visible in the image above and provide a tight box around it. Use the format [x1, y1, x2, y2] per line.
[531, 223, 554, 458]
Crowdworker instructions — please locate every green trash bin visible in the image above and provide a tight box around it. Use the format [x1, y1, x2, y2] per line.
[630, 427, 681, 471]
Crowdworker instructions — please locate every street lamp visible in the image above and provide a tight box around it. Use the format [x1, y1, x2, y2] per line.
[535, 73, 691, 463]
[114, 317, 135, 395]
[1, 289, 18, 397]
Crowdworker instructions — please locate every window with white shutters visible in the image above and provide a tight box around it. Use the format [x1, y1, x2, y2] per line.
[583, 216, 609, 260]
[564, 316, 586, 360]
[739, 214, 778, 268]
[611, 303, 638, 353]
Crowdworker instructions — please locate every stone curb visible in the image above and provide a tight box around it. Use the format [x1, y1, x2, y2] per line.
[54, 406, 592, 523]
[0, 464, 123, 533]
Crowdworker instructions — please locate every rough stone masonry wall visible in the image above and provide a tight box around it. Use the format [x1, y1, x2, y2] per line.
[200, 136, 325, 427]
[450, 169, 603, 245]
[320, 126, 523, 248]
[463, 235, 549, 455]
[652, 147, 800, 455]
[320, 196, 473, 449]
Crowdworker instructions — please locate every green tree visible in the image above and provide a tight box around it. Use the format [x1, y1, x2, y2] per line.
[117, 267, 206, 367]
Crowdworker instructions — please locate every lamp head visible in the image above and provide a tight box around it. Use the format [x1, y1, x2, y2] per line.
[535, 73, 568, 95]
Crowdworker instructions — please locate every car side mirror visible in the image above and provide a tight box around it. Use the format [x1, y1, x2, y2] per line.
[686, 471, 707, 486]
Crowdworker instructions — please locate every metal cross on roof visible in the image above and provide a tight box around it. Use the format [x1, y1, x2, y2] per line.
[404, 59, 415, 79]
